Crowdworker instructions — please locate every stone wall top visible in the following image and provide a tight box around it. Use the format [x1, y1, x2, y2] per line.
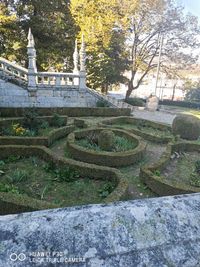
[0, 193, 200, 266]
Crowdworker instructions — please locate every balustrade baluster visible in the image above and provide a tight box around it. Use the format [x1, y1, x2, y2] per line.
[56, 76, 61, 86]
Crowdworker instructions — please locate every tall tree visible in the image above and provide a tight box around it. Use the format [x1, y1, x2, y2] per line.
[70, 0, 130, 92]
[0, 2, 22, 61]
[14, 0, 79, 71]
[1, 0, 78, 71]
[122, 0, 200, 99]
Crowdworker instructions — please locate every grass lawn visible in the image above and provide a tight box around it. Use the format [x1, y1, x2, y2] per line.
[183, 110, 200, 119]
[163, 105, 200, 119]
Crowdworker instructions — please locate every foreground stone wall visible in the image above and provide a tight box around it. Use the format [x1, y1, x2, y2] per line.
[0, 79, 98, 107]
[0, 193, 200, 266]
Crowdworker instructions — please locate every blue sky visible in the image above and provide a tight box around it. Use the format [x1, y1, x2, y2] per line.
[178, 0, 200, 18]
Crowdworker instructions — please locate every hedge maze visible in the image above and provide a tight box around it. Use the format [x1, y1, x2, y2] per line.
[0, 108, 200, 215]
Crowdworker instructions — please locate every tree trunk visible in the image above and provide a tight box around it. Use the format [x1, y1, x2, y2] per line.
[171, 83, 177, 101]
[125, 80, 133, 100]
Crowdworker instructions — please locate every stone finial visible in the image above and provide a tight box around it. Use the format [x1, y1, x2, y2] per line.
[27, 28, 37, 90]
[27, 28, 35, 48]
[73, 39, 79, 72]
[80, 34, 86, 72]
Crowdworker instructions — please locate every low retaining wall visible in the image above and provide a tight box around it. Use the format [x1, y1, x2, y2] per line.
[0, 115, 68, 130]
[0, 107, 131, 117]
[100, 116, 173, 143]
[140, 141, 200, 196]
[0, 193, 200, 266]
[0, 125, 75, 146]
[66, 128, 146, 167]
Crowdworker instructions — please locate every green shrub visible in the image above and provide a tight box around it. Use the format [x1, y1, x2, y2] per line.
[51, 113, 65, 127]
[195, 160, 200, 174]
[7, 169, 28, 184]
[190, 173, 200, 187]
[77, 139, 101, 151]
[98, 130, 115, 151]
[114, 136, 136, 152]
[125, 98, 145, 107]
[5, 155, 21, 163]
[23, 108, 41, 133]
[43, 162, 79, 182]
[96, 99, 110, 107]
[160, 99, 200, 109]
[98, 182, 114, 198]
[1, 127, 13, 136]
[0, 182, 20, 194]
[40, 120, 49, 129]
[53, 167, 80, 182]
[172, 115, 200, 140]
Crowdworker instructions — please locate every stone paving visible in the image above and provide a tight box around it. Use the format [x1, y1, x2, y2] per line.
[132, 109, 176, 125]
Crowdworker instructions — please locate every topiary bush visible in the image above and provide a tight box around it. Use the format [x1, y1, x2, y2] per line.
[125, 98, 145, 107]
[51, 113, 66, 127]
[96, 99, 110, 107]
[98, 130, 115, 151]
[172, 115, 200, 140]
[22, 108, 41, 134]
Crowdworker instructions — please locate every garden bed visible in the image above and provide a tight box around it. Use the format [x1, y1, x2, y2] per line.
[140, 142, 200, 196]
[0, 157, 115, 208]
[100, 116, 173, 143]
[0, 145, 128, 214]
[0, 125, 75, 146]
[66, 127, 146, 167]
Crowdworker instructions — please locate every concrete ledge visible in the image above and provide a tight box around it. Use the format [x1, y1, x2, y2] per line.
[0, 193, 200, 266]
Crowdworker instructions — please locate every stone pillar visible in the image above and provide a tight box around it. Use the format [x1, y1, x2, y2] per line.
[73, 39, 79, 73]
[73, 39, 79, 86]
[27, 28, 37, 93]
[79, 34, 86, 90]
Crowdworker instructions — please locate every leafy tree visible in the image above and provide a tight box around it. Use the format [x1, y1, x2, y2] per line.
[1, 0, 78, 71]
[0, 2, 22, 61]
[185, 80, 200, 102]
[122, 0, 200, 99]
[70, 0, 129, 92]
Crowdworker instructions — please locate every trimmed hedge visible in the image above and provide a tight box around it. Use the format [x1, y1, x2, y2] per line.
[0, 116, 68, 130]
[0, 107, 131, 117]
[74, 118, 89, 128]
[66, 128, 146, 167]
[172, 114, 200, 140]
[0, 145, 129, 214]
[0, 125, 75, 147]
[140, 141, 200, 196]
[160, 99, 200, 109]
[125, 97, 145, 107]
[100, 116, 173, 143]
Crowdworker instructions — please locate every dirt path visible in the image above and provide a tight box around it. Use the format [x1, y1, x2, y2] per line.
[50, 137, 68, 158]
[119, 142, 166, 199]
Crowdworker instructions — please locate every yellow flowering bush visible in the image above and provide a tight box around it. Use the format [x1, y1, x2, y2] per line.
[12, 124, 27, 136]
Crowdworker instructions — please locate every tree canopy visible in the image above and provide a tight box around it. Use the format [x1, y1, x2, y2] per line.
[0, 0, 78, 71]
[121, 0, 200, 99]
[1, 0, 200, 95]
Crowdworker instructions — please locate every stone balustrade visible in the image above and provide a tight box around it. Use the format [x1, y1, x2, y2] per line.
[36, 72, 80, 88]
[0, 57, 28, 82]
[0, 57, 83, 90]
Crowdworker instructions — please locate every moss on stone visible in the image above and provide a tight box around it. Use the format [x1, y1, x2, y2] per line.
[98, 130, 115, 151]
